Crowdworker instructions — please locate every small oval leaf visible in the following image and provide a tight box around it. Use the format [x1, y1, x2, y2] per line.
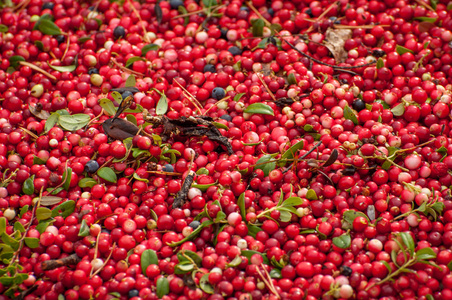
[343, 105, 359, 125]
[141, 44, 160, 56]
[141, 249, 158, 275]
[156, 94, 168, 115]
[391, 103, 405, 116]
[99, 98, 117, 116]
[58, 114, 91, 131]
[48, 64, 76, 72]
[78, 177, 97, 188]
[97, 167, 117, 183]
[244, 103, 274, 115]
[156, 277, 169, 298]
[396, 45, 414, 55]
[333, 234, 351, 249]
[125, 56, 146, 68]
[40, 196, 63, 206]
[38, 18, 62, 35]
[24, 237, 40, 249]
[36, 207, 52, 221]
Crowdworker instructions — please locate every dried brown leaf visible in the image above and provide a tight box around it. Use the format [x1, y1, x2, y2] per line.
[29, 104, 50, 120]
[323, 28, 353, 64]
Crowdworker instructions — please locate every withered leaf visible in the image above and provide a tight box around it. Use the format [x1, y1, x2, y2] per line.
[102, 118, 139, 141]
[155, 1, 163, 24]
[322, 148, 338, 168]
[111, 87, 140, 94]
[323, 28, 352, 64]
[29, 104, 50, 120]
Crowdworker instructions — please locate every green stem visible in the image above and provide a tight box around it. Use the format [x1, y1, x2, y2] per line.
[366, 257, 417, 291]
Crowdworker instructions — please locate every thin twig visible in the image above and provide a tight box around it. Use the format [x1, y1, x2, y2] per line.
[19, 61, 57, 81]
[257, 74, 276, 101]
[173, 80, 203, 113]
[413, 0, 435, 11]
[128, 0, 150, 42]
[91, 243, 116, 277]
[110, 58, 145, 77]
[246, 2, 271, 27]
[306, 1, 339, 32]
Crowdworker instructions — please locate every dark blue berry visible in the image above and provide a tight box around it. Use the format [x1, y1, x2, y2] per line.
[352, 99, 366, 112]
[212, 87, 225, 100]
[128, 289, 139, 298]
[55, 35, 65, 43]
[42, 2, 54, 10]
[203, 64, 216, 73]
[163, 164, 174, 172]
[189, 221, 201, 229]
[84, 160, 99, 173]
[122, 91, 133, 100]
[88, 68, 99, 75]
[220, 114, 232, 121]
[113, 26, 126, 39]
[169, 0, 184, 9]
[228, 46, 242, 56]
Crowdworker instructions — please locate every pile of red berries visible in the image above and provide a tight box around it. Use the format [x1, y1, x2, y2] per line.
[1, 0, 452, 299]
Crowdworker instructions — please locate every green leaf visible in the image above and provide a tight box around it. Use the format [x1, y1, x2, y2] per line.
[141, 249, 158, 275]
[400, 232, 415, 255]
[200, 273, 214, 294]
[51, 200, 75, 218]
[430, 0, 438, 9]
[0, 218, 6, 236]
[213, 122, 229, 130]
[376, 58, 384, 69]
[99, 98, 117, 116]
[281, 140, 304, 164]
[9, 55, 25, 69]
[125, 74, 136, 87]
[287, 73, 297, 85]
[24, 237, 40, 249]
[343, 105, 359, 125]
[215, 211, 226, 223]
[202, 0, 217, 8]
[0, 277, 13, 286]
[270, 268, 282, 278]
[303, 124, 314, 132]
[97, 167, 117, 183]
[247, 224, 262, 238]
[447, 259, 452, 271]
[237, 193, 246, 220]
[133, 173, 149, 183]
[14, 222, 25, 233]
[156, 277, 169, 298]
[282, 197, 303, 207]
[1, 233, 19, 251]
[244, 103, 274, 115]
[58, 114, 91, 131]
[78, 177, 97, 188]
[38, 18, 62, 35]
[396, 45, 414, 55]
[62, 167, 72, 191]
[279, 210, 292, 222]
[391, 103, 405, 116]
[227, 256, 242, 267]
[19, 205, 29, 218]
[0, 25, 8, 32]
[306, 189, 317, 200]
[22, 176, 35, 195]
[254, 154, 276, 177]
[156, 93, 168, 115]
[125, 56, 145, 68]
[256, 37, 269, 49]
[178, 250, 202, 267]
[142, 44, 160, 56]
[48, 64, 76, 72]
[126, 114, 137, 126]
[78, 36, 92, 43]
[44, 113, 59, 133]
[36, 220, 53, 234]
[234, 93, 246, 102]
[431, 202, 444, 214]
[332, 233, 351, 249]
[168, 220, 214, 247]
[78, 219, 90, 237]
[416, 247, 437, 260]
[343, 210, 370, 225]
[192, 183, 216, 192]
[174, 262, 194, 274]
[252, 19, 265, 37]
[132, 148, 150, 159]
[196, 168, 209, 175]
[36, 207, 52, 221]
[111, 91, 123, 104]
[241, 250, 269, 264]
[413, 17, 437, 22]
[33, 155, 46, 165]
